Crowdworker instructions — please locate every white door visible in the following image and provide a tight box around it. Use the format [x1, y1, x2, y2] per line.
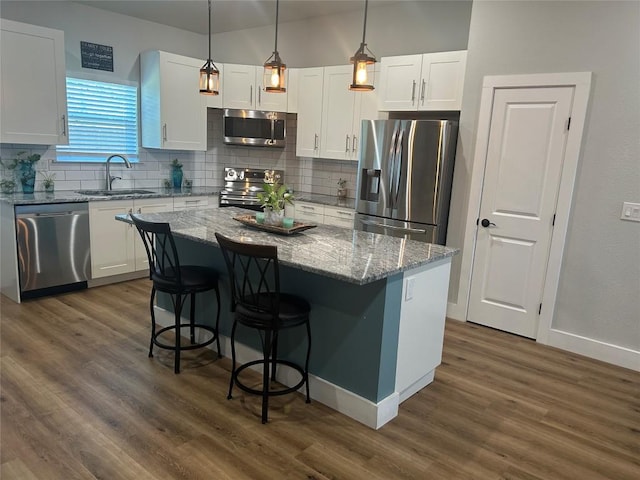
[467, 86, 574, 338]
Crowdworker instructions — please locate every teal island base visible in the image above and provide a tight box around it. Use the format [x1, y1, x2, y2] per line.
[154, 235, 452, 429]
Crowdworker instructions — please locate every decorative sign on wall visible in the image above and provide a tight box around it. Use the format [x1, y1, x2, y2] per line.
[80, 41, 114, 72]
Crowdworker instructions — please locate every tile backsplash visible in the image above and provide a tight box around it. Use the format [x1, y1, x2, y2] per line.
[0, 109, 357, 199]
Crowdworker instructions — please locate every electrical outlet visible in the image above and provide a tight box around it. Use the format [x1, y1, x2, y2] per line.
[405, 276, 415, 301]
[621, 202, 640, 222]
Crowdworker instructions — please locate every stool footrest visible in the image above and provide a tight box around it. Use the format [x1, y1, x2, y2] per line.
[232, 359, 307, 397]
[153, 324, 218, 351]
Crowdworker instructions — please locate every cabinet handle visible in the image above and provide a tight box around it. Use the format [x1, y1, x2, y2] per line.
[314, 133, 318, 150]
[411, 80, 416, 103]
[163, 124, 167, 142]
[345, 134, 350, 153]
[61, 115, 67, 136]
[352, 135, 357, 153]
[250, 85, 253, 105]
[137, 208, 141, 214]
[337, 211, 353, 216]
[258, 88, 262, 106]
[421, 79, 426, 104]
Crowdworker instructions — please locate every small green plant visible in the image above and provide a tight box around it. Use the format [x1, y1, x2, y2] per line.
[40, 171, 56, 188]
[0, 179, 16, 194]
[257, 179, 294, 213]
[337, 178, 347, 188]
[170, 158, 183, 169]
[162, 178, 172, 188]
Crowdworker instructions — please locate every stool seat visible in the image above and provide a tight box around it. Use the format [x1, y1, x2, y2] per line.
[215, 232, 312, 424]
[131, 214, 221, 374]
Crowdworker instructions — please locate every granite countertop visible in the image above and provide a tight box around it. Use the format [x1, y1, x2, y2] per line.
[0, 187, 219, 205]
[293, 192, 356, 209]
[116, 207, 458, 285]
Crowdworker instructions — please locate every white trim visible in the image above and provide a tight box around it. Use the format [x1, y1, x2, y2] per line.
[446, 300, 466, 321]
[547, 329, 640, 372]
[152, 306, 400, 429]
[456, 72, 592, 346]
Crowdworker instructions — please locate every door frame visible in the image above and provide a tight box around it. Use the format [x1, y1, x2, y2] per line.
[457, 72, 592, 344]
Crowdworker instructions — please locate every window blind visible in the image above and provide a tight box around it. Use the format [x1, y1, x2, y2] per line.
[57, 78, 138, 162]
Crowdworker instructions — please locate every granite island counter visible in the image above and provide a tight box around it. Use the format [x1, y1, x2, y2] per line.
[116, 207, 458, 429]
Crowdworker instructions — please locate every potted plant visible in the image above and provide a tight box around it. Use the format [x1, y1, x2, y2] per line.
[0, 151, 41, 194]
[170, 158, 183, 189]
[337, 178, 347, 198]
[257, 179, 294, 225]
[41, 171, 56, 193]
[0, 179, 16, 194]
[162, 178, 172, 191]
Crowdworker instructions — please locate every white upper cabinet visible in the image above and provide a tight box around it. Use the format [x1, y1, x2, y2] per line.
[318, 65, 381, 161]
[0, 19, 68, 145]
[320, 65, 356, 160]
[379, 50, 467, 111]
[140, 50, 207, 151]
[295, 67, 324, 157]
[223, 64, 287, 112]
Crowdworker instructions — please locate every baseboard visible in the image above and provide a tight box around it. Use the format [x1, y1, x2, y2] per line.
[547, 328, 640, 372]
[446, 300, 466, 321]
[398, 370, 435, 403]
[153, 306, 400, 429]
[88, 270, 147, 288]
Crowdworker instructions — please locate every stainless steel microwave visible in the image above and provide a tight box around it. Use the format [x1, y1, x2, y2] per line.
[223, 109, 286, 147]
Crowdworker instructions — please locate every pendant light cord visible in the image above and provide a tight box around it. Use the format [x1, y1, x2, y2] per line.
[361, 0, 368, 45]
[208, 0, 212, 63]
[274, 0, 279, 53]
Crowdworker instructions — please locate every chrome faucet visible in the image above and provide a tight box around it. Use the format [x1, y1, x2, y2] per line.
[106, 154, 132, 190]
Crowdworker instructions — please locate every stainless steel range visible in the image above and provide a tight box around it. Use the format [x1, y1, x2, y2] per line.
[219, 167, 284, 210]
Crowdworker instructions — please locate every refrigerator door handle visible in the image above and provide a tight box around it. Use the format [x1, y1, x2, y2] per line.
[359, 218, 427, 234]
[388, 129, 399, 209]
[393, 129, 404, 209]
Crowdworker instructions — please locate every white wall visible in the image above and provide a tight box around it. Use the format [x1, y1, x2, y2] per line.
[447, 1, 640, 355]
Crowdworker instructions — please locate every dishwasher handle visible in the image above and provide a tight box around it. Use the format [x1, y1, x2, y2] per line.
[16, 211, 87, 219]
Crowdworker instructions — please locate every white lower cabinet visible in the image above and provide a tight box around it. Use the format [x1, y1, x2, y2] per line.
[324, 205, 355, 228]
[290, 201, 355, 228]
[89, 198, 173, 279]
[89, 200, 136, 279]
[173, 195, 214, 211]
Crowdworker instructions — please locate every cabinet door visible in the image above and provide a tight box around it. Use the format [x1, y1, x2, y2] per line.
[295, 202, 324, 224]
[257, 68, 288, 112]
[351, 65, 381, 160]
[296, 68, 324, 157]
[0, 19, 68, 145]
[161, 53, 207, 150]
[324, 206, 355, 228]
[133, 198, 173, 271]
[89, 201, 135, 279]
[223, 64, 256, 109]
[320, 66, 356, 161]
[140, 51, 206, 151]
[173, 196, 212, 211]
[378, 54, 422, 111]
[418, 51, 467, 111]
[205, 63, 224, 109]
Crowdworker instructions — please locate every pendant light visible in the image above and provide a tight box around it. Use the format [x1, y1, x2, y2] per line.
[199, 0, 219, 95]
[349, 0, 376, 91]
[263, 0, 286, 93]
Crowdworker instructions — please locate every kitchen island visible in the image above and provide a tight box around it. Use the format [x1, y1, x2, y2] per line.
[116, 207, 457, 429]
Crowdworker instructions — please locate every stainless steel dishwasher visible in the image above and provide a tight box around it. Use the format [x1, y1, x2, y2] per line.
[15, 203, 91, 299]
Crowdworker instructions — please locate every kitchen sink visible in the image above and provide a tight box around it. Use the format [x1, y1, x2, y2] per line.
[76, 189, 156, 196]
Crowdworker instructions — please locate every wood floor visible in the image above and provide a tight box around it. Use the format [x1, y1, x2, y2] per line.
[1, 279, 638, 480]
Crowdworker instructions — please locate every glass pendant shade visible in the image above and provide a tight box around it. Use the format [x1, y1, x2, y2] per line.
[199, 61, 220, 95]
[199, 0, 219, 95]
[264, 0, 286, 93]
[349, 0, 376, 91]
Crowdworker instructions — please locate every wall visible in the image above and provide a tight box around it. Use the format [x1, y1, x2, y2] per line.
[447, 1, 640, 355]
[0, 0, 470, 196]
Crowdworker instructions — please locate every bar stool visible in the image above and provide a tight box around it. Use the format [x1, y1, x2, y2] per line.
[131, 214, 221, 374]
[215, 233, 311, 423]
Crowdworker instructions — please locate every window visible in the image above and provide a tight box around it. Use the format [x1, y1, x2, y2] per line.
[56, 78, 138, 162]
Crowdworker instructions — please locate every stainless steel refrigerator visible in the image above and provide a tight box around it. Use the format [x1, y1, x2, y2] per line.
[355, 119, 458, 245]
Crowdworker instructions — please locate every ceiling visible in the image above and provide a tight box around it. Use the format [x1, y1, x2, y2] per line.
[73, 1, 393, 35]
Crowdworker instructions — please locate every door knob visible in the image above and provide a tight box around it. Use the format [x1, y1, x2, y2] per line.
[481, 218, 496, 228]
